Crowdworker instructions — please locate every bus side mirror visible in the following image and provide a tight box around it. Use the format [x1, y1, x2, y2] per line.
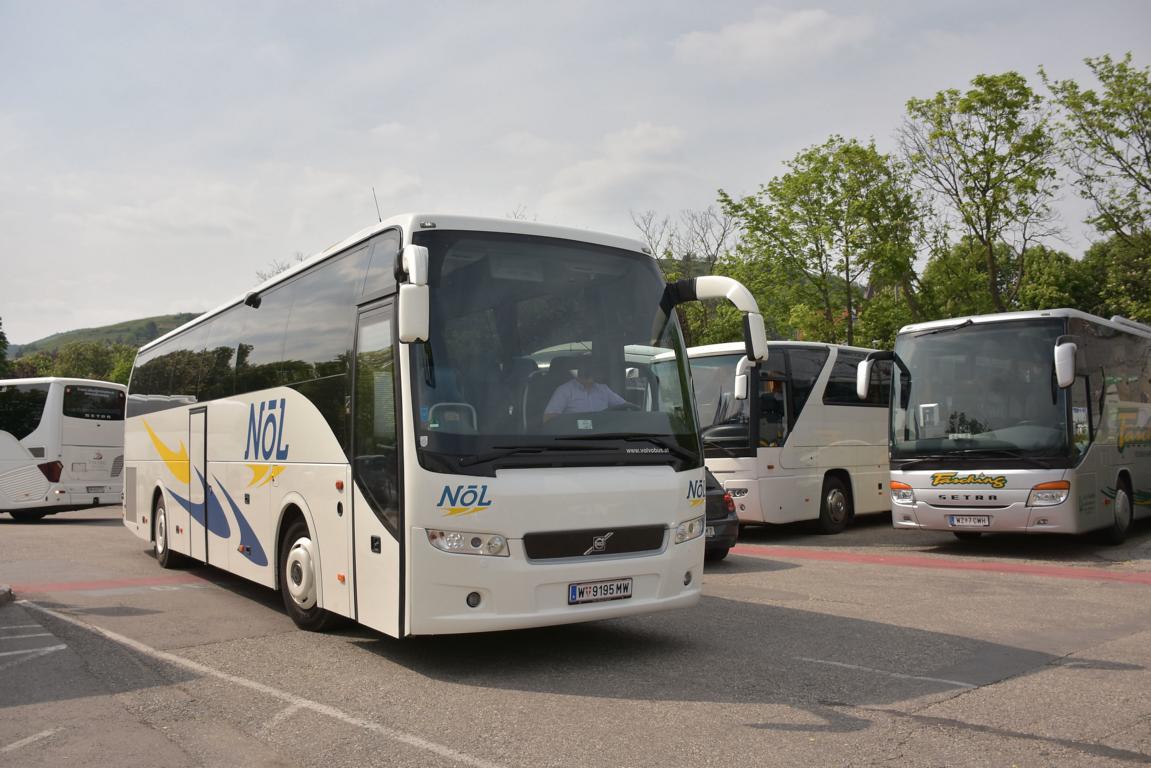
[1054, 341, 1077, 389]
[397, 244, 430, 342]
[857, 359, 874, 401]
[734, 355, 753, 401]
[678, 276, 769, 363]
[398, 284, 429, 343]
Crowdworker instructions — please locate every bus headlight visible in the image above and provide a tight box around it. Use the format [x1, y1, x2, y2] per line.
[427, 529, 509, 557]
[675, 516, 705, 544]
[1027, 481, 1069, 507]
[890, 481, 915, 505]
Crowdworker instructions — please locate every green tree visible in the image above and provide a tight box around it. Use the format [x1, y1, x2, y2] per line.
[52, 341, 116, 380]
[902, 72, 1060, 312]
[1080, 232, 1151, 322]
[1013, 245, 1094, 312]
[107, 343, 138, 385]
[1044, 53, 1151, 242]
[0, 317, 9, 377]
[12, 351, 55, 378]
[721, 136, 920, 345]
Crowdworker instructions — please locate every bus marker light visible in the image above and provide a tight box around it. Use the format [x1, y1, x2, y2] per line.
[335, 481, 344, 491]
[337, 573, 346, 584]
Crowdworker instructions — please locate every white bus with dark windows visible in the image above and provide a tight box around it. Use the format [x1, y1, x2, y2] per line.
[123, 213, 769, 637]
[857, 309, 1151, 543]
[0, 377, 126, 521]
[677, 341, 891, 534]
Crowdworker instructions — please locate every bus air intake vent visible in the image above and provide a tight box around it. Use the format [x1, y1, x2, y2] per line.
[523, 525, 666, 560]
[111, 455, 124, 477]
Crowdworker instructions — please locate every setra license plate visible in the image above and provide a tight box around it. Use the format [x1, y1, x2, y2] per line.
[948, 515, 990, 527]
[86, 486, 105, 493]
[568, 578, 633, 605]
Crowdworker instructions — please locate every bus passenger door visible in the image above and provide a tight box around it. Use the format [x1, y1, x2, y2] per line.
[188, 408, 207, 563]
[350, 303, 403, 637]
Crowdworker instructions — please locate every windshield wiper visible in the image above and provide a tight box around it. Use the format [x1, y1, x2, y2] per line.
[703, 436, 741, 459]
[946, 447, 1054, 469]
[561, 433, 698, 463]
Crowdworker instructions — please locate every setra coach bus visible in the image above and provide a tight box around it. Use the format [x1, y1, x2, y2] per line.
[123, 213, 768, 636]
[858, 309, 1151, 544]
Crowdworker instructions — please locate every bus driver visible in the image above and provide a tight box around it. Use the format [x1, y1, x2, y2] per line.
[543, 360, 628, 422]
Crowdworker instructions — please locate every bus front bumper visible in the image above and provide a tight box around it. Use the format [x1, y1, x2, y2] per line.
[407, 530, 704, 635]
[891, 499, 1086, 535]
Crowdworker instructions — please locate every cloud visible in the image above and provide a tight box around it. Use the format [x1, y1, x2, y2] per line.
[539, 123, 688, 219]
[674, 7, 874, 72]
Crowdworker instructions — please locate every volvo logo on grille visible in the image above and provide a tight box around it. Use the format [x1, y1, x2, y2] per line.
[584, 531, 614, 556]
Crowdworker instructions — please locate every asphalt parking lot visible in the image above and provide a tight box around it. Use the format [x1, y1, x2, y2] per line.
[2, 507, 1150, 767]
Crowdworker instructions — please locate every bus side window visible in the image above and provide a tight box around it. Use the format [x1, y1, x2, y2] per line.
[785, 348, 830, 429]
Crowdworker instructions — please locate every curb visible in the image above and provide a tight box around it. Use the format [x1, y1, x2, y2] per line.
[0, 585, 12, 606]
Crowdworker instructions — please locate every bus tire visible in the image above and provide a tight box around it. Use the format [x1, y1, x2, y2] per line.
[154, 496, 186, 569]
[1102, 481, 1133, 546]
[952, 531, 983, 542]
[817, 475, 851, 535]
[705, 547, 730, 562]
[9, 511, 49, 522]
[279, 519, 338, 632]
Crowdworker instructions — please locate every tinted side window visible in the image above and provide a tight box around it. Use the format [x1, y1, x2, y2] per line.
[362, 230, 401, 297]
[200, 307, 246, 401]
[786, 348, 829, 425]
[63, 385, 125, 421]
[237, 281, 293, 395]
[0, 383, 51, 439]
[823, 350, 865, 405]
[283, 246, 370, 383]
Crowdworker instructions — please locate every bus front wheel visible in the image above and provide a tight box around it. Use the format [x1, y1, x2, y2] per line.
[817, 476, 851, 535]
[279, 519, 338, 632]
[154, 496, 186, 569]
[1102, 482, 1133, 546]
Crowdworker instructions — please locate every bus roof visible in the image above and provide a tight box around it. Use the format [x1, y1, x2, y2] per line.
[141, 213, 652, 354]
[686, 340, 878, 359]
[897, 308, 1151, 339]
[0, 377, 126, 390]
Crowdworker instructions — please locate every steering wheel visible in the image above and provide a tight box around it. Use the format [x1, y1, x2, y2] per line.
[608, 402, 643, 411]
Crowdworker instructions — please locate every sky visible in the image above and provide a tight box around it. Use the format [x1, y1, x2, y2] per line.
[1, 1, 1149, 345]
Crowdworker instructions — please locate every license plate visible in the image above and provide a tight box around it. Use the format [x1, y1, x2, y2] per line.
[86, 486, 105, 493]
[948, 515, 990, 527]
[568, 578, 633, 605]
[705, 526, 716, 538]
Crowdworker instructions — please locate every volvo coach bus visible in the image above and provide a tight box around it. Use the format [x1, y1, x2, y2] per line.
[123, 213, 768, 637]
[679, 342, 890, 534]
[1, 377, 126, 521]
[858, 309, 1151, 543]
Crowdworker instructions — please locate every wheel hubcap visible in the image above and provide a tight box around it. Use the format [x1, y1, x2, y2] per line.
[285, 536, 317, 609]
[156, 508, 167, 554]
[826, 489, 848, 523]
[1116, 491, 1132, 532]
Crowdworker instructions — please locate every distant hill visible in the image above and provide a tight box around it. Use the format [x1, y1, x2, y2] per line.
[13, 313, 202, 357]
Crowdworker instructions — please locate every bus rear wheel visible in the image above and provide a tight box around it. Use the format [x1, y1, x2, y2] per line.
[817, 476, 851, 535]
[1102, 482, 1133, 546]
[9, 511, 49, 522]
[279, 519, 338, 632]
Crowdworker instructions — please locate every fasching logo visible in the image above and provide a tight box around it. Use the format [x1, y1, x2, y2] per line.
[245, 398, 290, 462]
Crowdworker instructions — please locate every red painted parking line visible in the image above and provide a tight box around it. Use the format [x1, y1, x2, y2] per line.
[731, 544, 1151, 585]
[10, 574, 207, 593]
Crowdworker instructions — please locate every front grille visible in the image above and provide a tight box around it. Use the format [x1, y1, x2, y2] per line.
[524, 525, 666, 560]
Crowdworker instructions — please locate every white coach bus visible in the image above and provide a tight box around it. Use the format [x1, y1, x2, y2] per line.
[0, 377, 126, 521]
[858, 309, 1151, 543]
[677, 342, 891, 534]
[123, 213, 768, 636]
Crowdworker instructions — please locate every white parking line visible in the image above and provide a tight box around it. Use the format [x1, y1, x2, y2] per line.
[1, 728, 61, 754]
[0, 624, 43, 631]
[0, 633, 53, 640]
[796, 657, 978, 689]
[0, 645, 67, 659]
[21, 601, 508, 768]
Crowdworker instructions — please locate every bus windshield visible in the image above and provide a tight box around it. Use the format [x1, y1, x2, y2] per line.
[410, 230, 699, 474]
[677, 353, 751, 455]
[891, 318, 1070, 460]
